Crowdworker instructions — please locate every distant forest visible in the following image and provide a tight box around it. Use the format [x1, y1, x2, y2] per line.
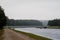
[7, 19, 42, 26]
[48, 19, 60, 26]
[6, 17, 60, 27]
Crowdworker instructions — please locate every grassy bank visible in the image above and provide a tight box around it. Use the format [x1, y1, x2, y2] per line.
[13, 29, 52, 40]
[48, 26, 60, 29]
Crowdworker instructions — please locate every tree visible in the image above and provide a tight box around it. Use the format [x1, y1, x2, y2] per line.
[0, 6, 7, 29]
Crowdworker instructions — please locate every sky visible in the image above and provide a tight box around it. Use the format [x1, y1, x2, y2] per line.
[0, 0, 60, 20]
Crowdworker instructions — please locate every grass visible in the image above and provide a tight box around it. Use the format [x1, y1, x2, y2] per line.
[48, 26, 60, 29]
[13, 29, 52, 40]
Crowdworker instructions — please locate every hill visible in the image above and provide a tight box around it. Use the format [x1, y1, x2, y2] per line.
[7, 19, 42, 28]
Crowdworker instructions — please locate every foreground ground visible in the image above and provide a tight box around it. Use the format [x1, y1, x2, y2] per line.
[2, 28, 35, 40]
[0, 28, 51, 40]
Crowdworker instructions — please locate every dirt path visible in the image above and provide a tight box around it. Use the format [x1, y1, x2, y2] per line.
[2, 29, 35, 40]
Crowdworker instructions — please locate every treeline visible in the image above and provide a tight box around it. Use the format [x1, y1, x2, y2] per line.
[48, 19, 60, 26]
[7, 19, 42, 26]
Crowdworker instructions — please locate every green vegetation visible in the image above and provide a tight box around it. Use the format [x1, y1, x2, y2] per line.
[7, 19, 42, 26]
[13, 30, 52, 40]
[0, 6, 7, 29]
[48, 19, 60, 29]
[48, 26, 60, 29]
[48, 19, 60, 26]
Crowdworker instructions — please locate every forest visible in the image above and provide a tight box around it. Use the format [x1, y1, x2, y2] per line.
[7, 19, 42, 26]
[48, 19, 60, 26]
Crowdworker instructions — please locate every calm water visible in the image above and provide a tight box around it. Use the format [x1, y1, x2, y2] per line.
[15, 28, 60, 40]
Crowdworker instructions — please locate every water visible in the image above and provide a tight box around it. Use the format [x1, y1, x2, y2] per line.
[15, 28, 60, 40]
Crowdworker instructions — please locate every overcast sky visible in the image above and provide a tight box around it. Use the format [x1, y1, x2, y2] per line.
[0, 0, 60, 20]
